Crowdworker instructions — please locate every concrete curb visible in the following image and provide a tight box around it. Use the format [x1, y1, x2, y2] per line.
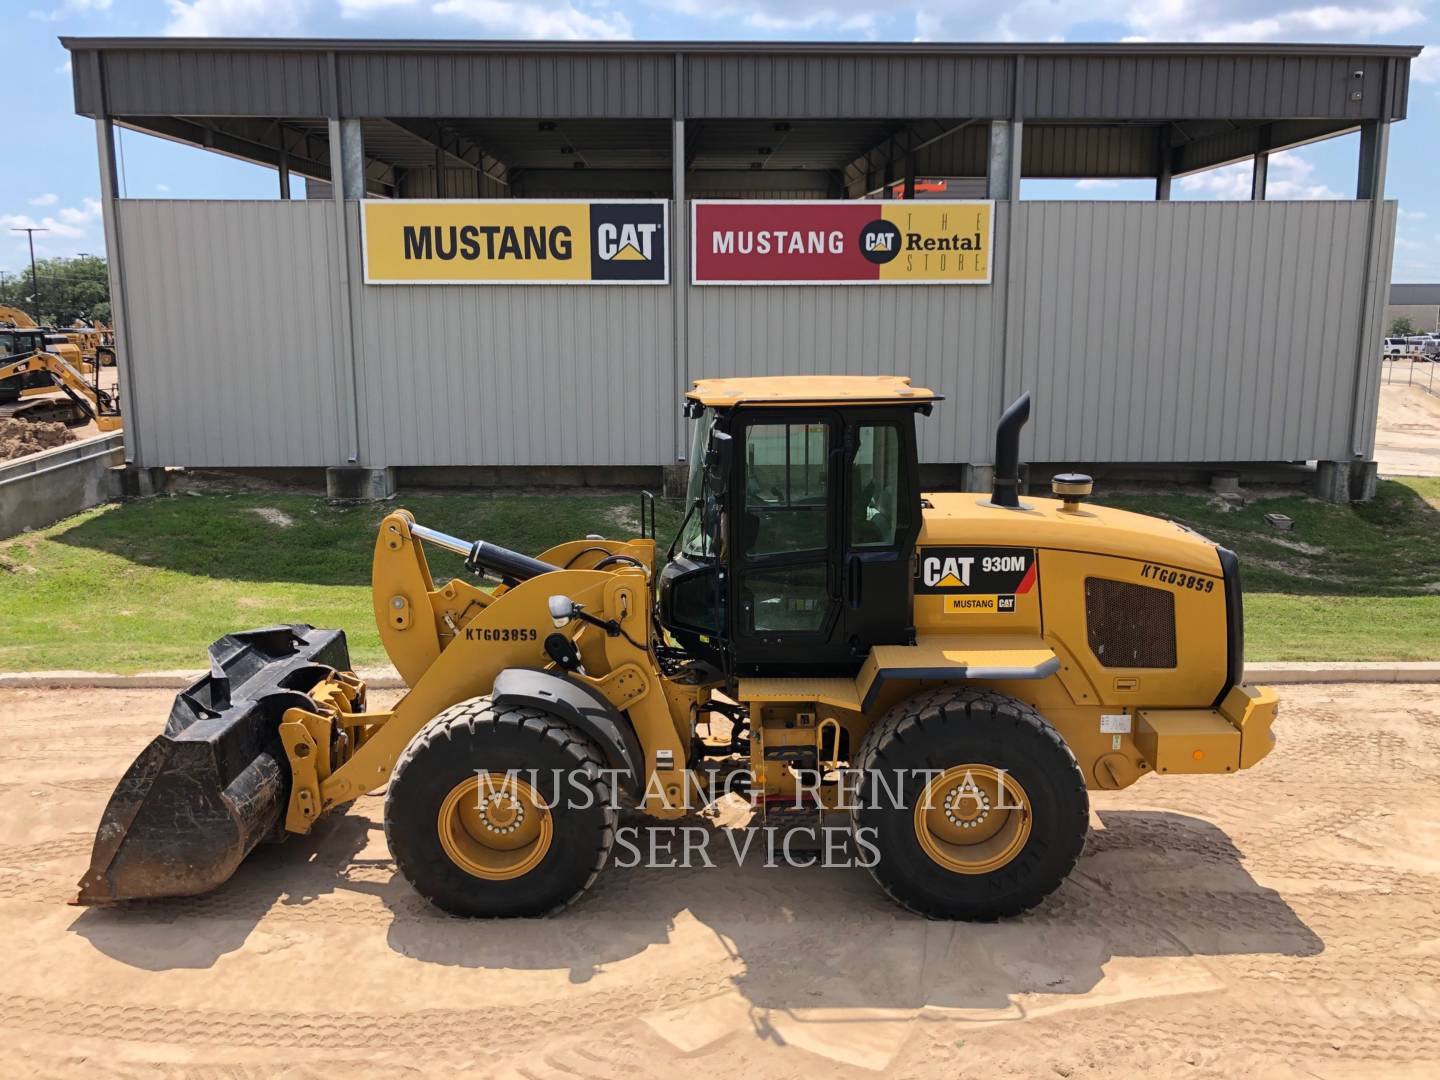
[1, 662, 1436, 691]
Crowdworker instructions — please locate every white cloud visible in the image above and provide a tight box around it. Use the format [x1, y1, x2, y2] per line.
[1177, 149, 1344, 201]
[57, 59, 72, 75]
[155, 183, 171, 193]
[430, 0, 633, 37]
[905, 1, 1428, 44]
[28, 194, 60, 208]
[340, 0, 418, 11]
[1399, 208, 1428, 220]
[1413, 46, 1440, 84]
[1075, 179, 1122, 190]
[165, 0, 313, 36]
[660, 0, 881, 36]
[30, 0, 113, 22]
[1, 199, 104, 264]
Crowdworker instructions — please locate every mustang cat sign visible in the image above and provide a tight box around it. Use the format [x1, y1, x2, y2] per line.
[691, 199, 993, 285]
[361, 199, 669, 284]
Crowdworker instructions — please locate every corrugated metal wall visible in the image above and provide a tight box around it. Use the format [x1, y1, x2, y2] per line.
[343, 206, 674, 468]
[686, 203, 1011, 466]
[115, 200, 349, 467]
[114, 199, 1395, 470]
[1006, 200, 1396, 463]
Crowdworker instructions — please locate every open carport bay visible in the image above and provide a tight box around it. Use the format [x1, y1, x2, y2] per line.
[0, 682, 1437, 1077]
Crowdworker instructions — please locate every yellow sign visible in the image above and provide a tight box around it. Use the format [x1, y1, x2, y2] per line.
[361, 199, 669, 285]
[875, 202, 992, 283]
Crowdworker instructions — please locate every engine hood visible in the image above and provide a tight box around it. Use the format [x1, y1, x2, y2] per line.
[919, 492, 1221, 575]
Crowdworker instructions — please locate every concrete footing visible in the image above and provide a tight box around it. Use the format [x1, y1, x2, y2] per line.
[960, 463, 994, 493]
[325, 466, 396, 501]
[1210, 472, 1242, 495]
[1314, 460, 1378, 504]
[1347, 460, 1378, 503]
[662, 463, 689, 499]
[115, 463, 170, 498]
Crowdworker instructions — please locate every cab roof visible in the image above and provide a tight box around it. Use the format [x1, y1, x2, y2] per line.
[686, 375, 941, 408]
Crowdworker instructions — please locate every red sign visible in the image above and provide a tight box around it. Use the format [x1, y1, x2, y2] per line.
[690, 199, 993, 285]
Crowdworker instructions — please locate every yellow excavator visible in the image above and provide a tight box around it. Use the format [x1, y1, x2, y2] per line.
[77, 377, 1275, 919]
[1, 305, 96, 374]
[0, 342, 121, 431]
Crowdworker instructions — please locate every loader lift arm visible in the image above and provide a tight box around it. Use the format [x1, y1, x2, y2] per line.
[0, 349, 121, 432]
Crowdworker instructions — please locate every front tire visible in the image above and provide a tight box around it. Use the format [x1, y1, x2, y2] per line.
[852, 688, 1088, 919]
[384, 696, 617, 917]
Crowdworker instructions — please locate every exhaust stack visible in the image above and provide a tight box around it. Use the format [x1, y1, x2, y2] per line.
[991, 392, 1032, 509]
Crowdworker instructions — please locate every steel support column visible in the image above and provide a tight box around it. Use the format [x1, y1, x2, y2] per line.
[671, 52, 689, 463]
[278, 139, 291, 199]
[328, 51, 362, 465]
[986, 120, 1023, 201]
[1347, 61, 1394, 472]
[1251, 151, 1269, 200]
[94, 114, 139, 465]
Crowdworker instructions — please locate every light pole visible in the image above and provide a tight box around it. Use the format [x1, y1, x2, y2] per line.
[11, 226, 48, 320]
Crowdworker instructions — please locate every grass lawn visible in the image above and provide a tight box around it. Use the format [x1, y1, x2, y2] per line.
[0, 492, 679, 673]
[1097, 477, 1440, 662]
[0, 480, 1434, 672]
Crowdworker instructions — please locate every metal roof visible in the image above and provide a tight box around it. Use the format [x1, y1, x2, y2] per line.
[61, 38, 1421, 189]
[58, 38, 1426, 57]
[64, 37, 1421, 123]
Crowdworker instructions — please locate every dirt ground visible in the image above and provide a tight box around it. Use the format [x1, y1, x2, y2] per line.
[1374, 365, 1440, 477]
[0, 368, 121, 457]
[0, 683, 1437, 1078]
[0, 418, 76, 462]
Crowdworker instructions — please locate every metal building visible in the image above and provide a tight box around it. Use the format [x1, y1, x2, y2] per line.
[63, 38, 1421, 500]
[1387, 283, 1440, 332]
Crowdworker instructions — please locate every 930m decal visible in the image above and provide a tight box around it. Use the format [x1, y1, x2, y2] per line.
[917, 546, 1036, 614]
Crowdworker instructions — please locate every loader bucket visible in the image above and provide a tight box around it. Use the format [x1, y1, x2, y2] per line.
[75, 625, 352, 904]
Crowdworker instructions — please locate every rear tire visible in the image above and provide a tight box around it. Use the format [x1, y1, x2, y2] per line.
[852, 688, 1088, 919]
[384, 696, 617, 917]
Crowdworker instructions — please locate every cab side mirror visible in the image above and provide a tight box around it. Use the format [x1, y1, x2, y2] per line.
[704, 429, 733, 494]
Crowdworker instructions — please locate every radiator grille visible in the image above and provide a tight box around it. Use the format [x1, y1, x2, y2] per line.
[1085, 578, 1177, 668]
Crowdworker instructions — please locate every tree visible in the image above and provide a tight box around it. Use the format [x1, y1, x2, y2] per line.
[1389, 314, 1418, 337]
[0, 254, 110, 325]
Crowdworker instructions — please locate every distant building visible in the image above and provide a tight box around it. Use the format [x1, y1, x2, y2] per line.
[1387, 283, 1440, 332]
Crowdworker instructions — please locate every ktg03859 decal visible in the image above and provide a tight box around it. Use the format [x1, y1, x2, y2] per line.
[916, 547, 1037, 614]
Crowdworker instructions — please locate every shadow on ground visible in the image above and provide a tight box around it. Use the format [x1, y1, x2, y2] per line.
[70, 807, 1322, 1015]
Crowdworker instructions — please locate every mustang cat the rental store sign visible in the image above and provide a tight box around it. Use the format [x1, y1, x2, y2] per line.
[361, 199, 669, 284]
[691, 199, 993, 285]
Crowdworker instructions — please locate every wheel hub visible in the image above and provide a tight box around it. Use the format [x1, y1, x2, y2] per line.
[439, 772, 553, 880]
[914, 764, 1032, 875]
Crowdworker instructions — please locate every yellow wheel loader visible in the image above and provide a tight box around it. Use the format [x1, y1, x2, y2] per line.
[77, 377, 1277, 919]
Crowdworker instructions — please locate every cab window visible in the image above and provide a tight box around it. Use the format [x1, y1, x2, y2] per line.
[849, 424, 902, 547]
[741, 421, 829, 558]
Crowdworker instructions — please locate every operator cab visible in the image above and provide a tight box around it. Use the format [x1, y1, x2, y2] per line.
[0, 328, 54, 402]
[658, 376, 939, 677]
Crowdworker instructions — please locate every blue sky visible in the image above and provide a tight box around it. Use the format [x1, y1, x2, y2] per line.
[3, 0, 1437, 283]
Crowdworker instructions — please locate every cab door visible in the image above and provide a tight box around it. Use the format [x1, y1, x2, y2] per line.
[727, 411, 851, 674]
[840, 410, 920, 651]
